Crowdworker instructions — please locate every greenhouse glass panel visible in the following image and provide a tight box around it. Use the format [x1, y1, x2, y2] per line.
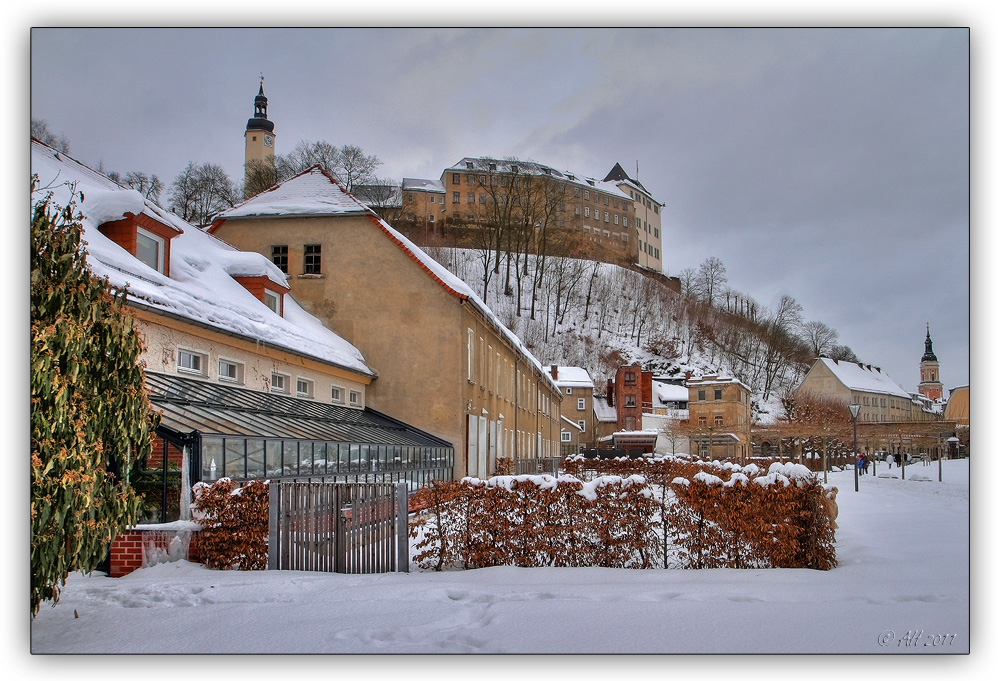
[225, 439, 245, 479]
[266, 440, 282, 477]
[202, 438, 223, 482]
[246, 439, 265, 478]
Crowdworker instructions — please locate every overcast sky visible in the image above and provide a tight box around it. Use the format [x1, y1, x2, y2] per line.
[28, 26, 970, 394]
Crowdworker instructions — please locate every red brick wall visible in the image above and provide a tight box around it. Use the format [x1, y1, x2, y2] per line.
[108, 528, 201, 578]
[148, 435, 184, 468]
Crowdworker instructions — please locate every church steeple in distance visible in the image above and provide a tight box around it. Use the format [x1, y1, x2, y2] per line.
[922, 323, 938, 362]
[245, 75, 276, 172]
[918, 322, 943, 401]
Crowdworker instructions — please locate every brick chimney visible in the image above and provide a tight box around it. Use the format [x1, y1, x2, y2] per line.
[550, 365, 558, 380]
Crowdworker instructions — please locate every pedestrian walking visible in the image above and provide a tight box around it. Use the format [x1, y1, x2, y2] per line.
[887, 452, 894, 469]
[863, 454, 870, 475]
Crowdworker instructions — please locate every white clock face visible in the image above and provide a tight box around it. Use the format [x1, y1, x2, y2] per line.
[264, 135, 273, 148]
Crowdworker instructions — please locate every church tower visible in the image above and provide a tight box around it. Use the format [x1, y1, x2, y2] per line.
[918, 324, 943, 401]
[244, 77, 276, 179]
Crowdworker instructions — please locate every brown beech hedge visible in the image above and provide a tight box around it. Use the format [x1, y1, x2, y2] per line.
[411, 455, 837, 572]
[191, 478, 269, 570]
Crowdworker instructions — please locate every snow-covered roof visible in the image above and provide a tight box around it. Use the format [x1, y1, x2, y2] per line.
[686, 374, 751, 392]
[593, 395, 617, 422]
[447, 157, 631, 200]
[545, 366, 595, 389]
[30, 140, 373, 377]
[812, 357, 909, 399]
[402, 178, 445, 193]
[212, 164, 560, 395]
[217, 166, 370, 219]
[652, 380, 689, 404]
[560, 415, 584, 432]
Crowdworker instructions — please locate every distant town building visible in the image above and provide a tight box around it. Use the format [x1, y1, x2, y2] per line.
[944, 385, 969, 427]
[606, 364, 653, 431]
[544, 365, 596, 453]
[686, 374, 752, 461]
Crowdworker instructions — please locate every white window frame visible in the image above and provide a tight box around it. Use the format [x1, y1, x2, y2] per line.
[331, 385, 344, 404]
[296, 377, 314, 398]
[218, 358, 244, 384]
[577, 398, 586, 411]
[264, 289, 281, 315]
[565, 387, 573, 395]
[578, 420, 586, 432]
[177, 348, 206, 375]
[561, 431, 572, 443]
[136, 226, 165, 273]
[270, 371, 290, 394]
[349, 390, 362, 407]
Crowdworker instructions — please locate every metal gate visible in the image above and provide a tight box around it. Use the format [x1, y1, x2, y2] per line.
[267, 481, 409, 573]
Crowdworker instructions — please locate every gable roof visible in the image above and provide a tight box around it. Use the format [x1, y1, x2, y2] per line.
[447, 157, 631, 200]
[809, 357, 909, 399]
[545, 366, 595, 389]
[211, 165, 560, 395]
[31, 140, 373, 377]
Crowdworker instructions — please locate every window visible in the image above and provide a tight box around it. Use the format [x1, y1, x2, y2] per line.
[452, 192, 460, 203]
[468, 192, 475, 204]
[349, 390, 361, 407]
[270, 372, 289, 393]
[218, 358, 243, 383]
[561, 431, 572, 443]
[577, 398, 586, 411]
[614, 215, 619, 225]
[604, 212, 610, 222]
[136, 227, 165, 273]
[625, 395, 636, 408]
[698, 416, 707, 425]
[578, 420, 586, 432]
[452, 173, 461, 184]
[467, 328, 474, 382]
[714, 389, 722, 400]
[428, 215, 435, 223]
[271, 245, 288, 273]
[296, 377, 314, 398]
[331, 385, 344, 404]
[715, 415, 724, 426]
[623, 217, 628, 227]
[177, 349, 205, 375]
[585, 207, 590, 218]
[304, 245, 321, 274]
[624, 372, 636, 385]
[565, 387, 573, 395]
[264, 289, 281, 315]
[698, 389, 706, 401]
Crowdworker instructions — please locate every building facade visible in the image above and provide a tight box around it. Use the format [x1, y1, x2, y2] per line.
[607, 364, 653, 432]
[686, 374, 752, 461]
[603, 162, 663, 273]
[32, 139, 453, 526]
[210, 166, 564, 479]
[545, 365, 597, 453]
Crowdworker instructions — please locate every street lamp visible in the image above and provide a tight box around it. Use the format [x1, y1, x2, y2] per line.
[849, 404, 861, 492]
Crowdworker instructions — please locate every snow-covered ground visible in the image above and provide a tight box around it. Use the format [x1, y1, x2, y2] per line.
[30, 460, 970, 658]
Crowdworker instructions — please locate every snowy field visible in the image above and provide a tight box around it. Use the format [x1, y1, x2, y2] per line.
[29, 460, 972, 662]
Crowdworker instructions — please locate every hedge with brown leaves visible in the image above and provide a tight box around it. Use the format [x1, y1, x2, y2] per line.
[191, 478, 269, 570]
[409, 475, 661, 571]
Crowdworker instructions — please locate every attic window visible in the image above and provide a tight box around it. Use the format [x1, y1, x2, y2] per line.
[264, 289, 282, 315]
[136, 227, 165, 273]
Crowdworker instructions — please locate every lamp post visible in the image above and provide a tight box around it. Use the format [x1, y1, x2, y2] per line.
[849, 404, 861, 492]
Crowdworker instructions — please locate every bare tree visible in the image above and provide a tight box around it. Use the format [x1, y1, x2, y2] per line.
[695, 256, 727, 306]
[107, 169, 164, 203]
[800, 320, 840, 358]
[31, 118, 70, 153]
[169, 162, 239, 225]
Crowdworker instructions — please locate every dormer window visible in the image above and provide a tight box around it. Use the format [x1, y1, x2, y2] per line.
[264, 289, 281, 315]
[233, 275, 289, 317]
[136, 227, 165, 273]
[98, 212, 181, 276]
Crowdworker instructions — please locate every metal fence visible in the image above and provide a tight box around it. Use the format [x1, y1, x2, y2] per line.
[514, 457, 563, 476]
[267, 481, 408, 574]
